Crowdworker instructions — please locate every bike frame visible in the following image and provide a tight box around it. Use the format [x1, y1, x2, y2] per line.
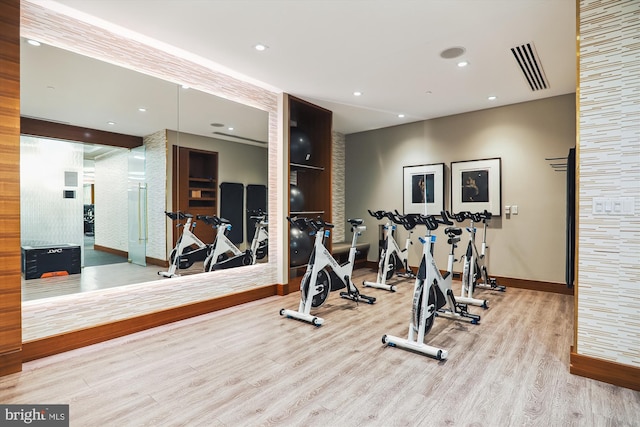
[364, 221, 401, 291]
[364, 212, 415, 292]
[159, 216, 207, 278]
[204, 223, 244, 272]
[249, 217, 269, 260]
[281, 218, 372, 326]
[301, 224, 364, 321]
[383, 214, 479, 360]
[460, 214, 505, 297]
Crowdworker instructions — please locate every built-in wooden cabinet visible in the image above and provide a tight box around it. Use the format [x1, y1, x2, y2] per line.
[173, 146, 218, 245]
[286, 95, 333, 283]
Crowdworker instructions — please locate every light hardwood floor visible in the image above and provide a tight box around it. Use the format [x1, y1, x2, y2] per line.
[3, 269, 639, 426]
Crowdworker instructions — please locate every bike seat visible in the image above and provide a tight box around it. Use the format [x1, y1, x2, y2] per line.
[348, 218, 363, 226]
[445, 227, 462, 236]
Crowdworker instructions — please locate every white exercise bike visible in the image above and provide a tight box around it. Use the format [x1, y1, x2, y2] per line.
[247, 209, 269, 263]
[382, 212, 480, 360]
[158, 211, 210, 278]
[280, 216, 376, 326]
[449, 211, 506, 301]
[363, 210, 416, 292]
[200, 215, 253, 272]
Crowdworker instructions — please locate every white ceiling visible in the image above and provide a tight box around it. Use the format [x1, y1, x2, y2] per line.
[31, 0, 576, 135]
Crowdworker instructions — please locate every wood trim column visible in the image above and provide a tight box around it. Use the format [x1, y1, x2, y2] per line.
[0, 0, 23, 376]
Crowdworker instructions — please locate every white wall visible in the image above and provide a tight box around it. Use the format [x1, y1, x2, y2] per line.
[143, 130, 168, 261]
[346, 94, 575, 284]
[20, 136, 84, 258]
[94, 149, 129, 252]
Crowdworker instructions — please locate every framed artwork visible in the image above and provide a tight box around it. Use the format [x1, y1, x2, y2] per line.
[451, 158, 501, 216]
[403, 163, 445, 215]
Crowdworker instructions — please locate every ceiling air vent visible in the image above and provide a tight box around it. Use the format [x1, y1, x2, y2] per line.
[511, 42, 548, 91]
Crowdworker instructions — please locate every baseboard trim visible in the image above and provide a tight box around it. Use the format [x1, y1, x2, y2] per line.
[393, 264, 573, 295]
[93, 244, 127, 258]
[0, 349, 22, 376]
[496, 276, 573, 295]
[276, 283, 289, 296]
[570, 350, 640, 391]
[364, 261, 378, 270]
[145, 256, 168, 267]
[91, 245, 168, 267]
[22, 284, 277, 362]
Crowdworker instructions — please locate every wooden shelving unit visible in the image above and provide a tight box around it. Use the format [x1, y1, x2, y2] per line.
[286, 95, 333, 286]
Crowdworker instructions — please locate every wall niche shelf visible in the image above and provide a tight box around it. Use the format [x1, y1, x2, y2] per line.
[286, 94, 333, 287]
[290, 162, 325, 172]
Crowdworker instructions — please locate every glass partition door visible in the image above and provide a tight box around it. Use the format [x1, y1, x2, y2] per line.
[128, 145, 147, 266]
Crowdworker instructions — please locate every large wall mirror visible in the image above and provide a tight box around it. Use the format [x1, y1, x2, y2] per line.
[20, 0, 281, 344]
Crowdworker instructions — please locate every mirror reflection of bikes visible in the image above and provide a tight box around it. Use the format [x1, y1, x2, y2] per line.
[158, 210, 268, 278]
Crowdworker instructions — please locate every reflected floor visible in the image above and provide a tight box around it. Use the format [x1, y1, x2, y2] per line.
[22, 261, 207, 302]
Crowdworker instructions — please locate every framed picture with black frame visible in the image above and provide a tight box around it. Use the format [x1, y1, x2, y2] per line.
[403, 163, 445, 215]
[450, 157, 501, 216]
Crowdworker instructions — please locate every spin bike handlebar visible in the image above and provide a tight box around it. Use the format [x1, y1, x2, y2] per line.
[368, 209, 386, 220]
[447, 210, 493, 223]
[165, 211, 192, 221]
[195, 215, 232, 227]
[367, 209, 403, 226]
[248, 209, 267, 221]
[394, 213, 423, 230]
[395, 211, 452, 231]
[287, 216, 335, 233]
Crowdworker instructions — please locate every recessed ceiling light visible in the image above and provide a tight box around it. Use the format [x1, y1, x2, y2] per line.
[254, 44, 268, 51]
[107, 121, 116, 125]
[27, 39, 41, 46]
[488, 96, 497, 101]
[457, 61, 469, 67]
[398, 114, 405, 118]
[353, 91, 362, 96]
[440, 46, 466, 59]
[138, 107, 146, 112]
[228, 127, 234, 131]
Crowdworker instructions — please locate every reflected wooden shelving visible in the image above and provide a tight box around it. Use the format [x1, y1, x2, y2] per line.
[173, 146, 218, 245]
